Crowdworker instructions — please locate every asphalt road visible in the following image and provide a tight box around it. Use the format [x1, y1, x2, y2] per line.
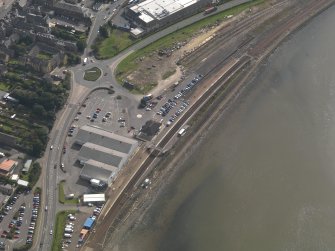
[36, 101, 80, 251]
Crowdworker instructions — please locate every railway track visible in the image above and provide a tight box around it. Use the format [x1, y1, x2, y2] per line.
[249, 0, 335, 56]
[179, 0, 291, 68]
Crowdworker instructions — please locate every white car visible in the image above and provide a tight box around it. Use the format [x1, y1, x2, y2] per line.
[50, 145, 53, 150]
[50, 230, 53, 235]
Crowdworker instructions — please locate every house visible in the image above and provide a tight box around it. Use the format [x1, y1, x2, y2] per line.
[0, 159, 18, 176]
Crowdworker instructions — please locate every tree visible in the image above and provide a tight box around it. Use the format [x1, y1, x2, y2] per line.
[99, 25, 109, 38]
[31, 140, 44, 157]
[32, 104, 47, 117]
[76, 40, 86, 52]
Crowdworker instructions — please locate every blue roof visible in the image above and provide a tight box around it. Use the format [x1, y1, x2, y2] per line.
[83, 217, 95, 229]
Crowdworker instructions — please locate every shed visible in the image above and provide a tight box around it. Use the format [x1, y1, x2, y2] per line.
[83, 217, 95, 230]
[22, 159, 32, 173]
[10, 174, 19, 181]
[17, 179, 29, 187]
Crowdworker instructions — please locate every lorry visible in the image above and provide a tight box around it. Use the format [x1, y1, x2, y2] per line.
[143, 94, 153, 101]
[140, 94, 154, 108]
[83, 57, 88, 65]
[90, 178, 102, 187]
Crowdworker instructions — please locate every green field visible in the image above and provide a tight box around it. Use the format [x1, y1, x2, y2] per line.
[115, 0, 264, 85]
[96, 28, 137, 59]
[84, 67, 102, 81]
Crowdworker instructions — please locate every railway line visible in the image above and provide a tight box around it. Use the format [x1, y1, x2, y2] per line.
[83, 1, 335, 250]
[249, 0, 335, 57]
[179, 0, 291, 68]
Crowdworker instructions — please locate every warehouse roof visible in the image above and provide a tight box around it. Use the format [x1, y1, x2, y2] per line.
[80, 160, 118, 183]
[78, 142, 127, 168]
[83, 194, 105, 203]
[75, 125, 138, 154]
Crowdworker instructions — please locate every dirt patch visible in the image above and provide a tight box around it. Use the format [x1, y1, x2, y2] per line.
[124, 9, 252, 95]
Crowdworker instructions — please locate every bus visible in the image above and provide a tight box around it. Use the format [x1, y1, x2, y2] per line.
[177, 128, 187, 137]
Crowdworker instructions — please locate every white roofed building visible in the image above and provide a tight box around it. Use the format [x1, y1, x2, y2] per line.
[125, 0, 213, 33]
[83, 193, 106, 204]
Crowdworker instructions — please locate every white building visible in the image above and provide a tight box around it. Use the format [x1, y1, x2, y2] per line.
[83, 193, 106, 204]
[125, 0, 213, 33]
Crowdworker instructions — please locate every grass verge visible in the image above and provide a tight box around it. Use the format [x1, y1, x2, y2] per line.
[51, 210, 77, 251]
[84, 67, 102, 81]
[115, 0, 264, 84]
[58, 181, 79, 204]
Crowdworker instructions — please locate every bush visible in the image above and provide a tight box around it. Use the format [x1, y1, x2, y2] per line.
[13, 244, 33, 251]
[27, 162, 42, 188]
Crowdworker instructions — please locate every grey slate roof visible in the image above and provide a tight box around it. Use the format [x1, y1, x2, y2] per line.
[75, 125, 138, 154]
[78, 142, 127, 168]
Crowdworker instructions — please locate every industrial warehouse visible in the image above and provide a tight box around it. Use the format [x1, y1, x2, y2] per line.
[75, 125, 138, 186]
[125, 0, 213, 35]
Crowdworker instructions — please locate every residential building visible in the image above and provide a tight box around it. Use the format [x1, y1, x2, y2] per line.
[0, 159, 18, 176]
